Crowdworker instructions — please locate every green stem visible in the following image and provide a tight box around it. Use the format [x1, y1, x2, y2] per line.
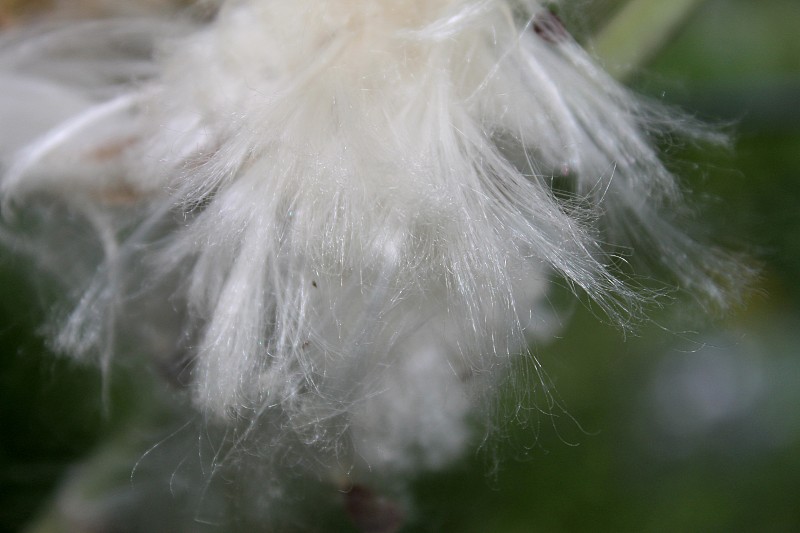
[592, 0, 710, 81]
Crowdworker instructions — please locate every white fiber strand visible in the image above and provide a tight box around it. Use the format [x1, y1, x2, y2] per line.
[0, 0, 747, 526]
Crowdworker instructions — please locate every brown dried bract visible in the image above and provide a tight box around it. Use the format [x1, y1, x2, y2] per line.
[343, 484, 405, 533]
[533, 10, 570, 44]
[0, 0, 53, 28]
[0, 0, 195, 26]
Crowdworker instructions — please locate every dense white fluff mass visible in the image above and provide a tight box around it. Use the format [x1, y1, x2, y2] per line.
[0, 0, 745, 528]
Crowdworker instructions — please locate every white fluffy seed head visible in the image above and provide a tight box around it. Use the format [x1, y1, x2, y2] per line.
[1, 0, 747, 487]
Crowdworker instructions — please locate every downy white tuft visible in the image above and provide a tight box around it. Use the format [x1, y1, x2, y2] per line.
[0, 0, 746, 527]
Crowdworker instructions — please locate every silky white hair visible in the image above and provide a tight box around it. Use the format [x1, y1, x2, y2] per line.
[0, 0, 746, 518]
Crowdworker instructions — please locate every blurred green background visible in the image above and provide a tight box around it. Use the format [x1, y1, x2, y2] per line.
[1, 0, 799, 531]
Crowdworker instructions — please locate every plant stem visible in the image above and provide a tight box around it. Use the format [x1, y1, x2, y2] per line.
[592, 0, 709, 81]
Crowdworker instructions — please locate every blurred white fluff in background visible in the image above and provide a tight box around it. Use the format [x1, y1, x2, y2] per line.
[0, 0, 746, 530]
